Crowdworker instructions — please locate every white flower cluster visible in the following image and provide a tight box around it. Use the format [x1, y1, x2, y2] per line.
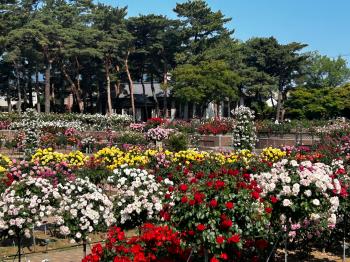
[80, 136, 97, 147]
[232, 106, 257, 150]
[55, 178, 115, 240]
[145, 127, 173, 141]
[0, 176, 60, 238]
[253, 159, 342, 230]
[10, 110, 132, 132]
[109, 166, 173, 225]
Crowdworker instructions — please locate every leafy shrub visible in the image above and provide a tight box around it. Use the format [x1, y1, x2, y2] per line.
[166, 132, 188, 152]
[116, 131, 148, 145]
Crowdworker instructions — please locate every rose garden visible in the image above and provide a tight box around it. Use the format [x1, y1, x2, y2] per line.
[1, 0, 350, 260]
[0, 107, 348, 262]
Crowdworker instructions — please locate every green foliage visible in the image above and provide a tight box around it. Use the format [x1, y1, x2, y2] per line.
[166, 132, 189, 152]
[286, 84, 350, 119]
[174, 0, 232, 63]
[300, 52, 350, 88]
[172, 60, 239, 105]
[115, 131, 148, 146]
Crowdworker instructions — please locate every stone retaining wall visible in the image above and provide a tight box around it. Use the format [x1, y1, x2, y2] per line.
[198, 133, 320, 149]
[0, 130, 320, 151]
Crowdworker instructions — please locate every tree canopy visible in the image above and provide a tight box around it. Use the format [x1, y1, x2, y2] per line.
[0, 0, 349, 120]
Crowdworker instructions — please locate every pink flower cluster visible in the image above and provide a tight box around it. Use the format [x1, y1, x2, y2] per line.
[145, 127, 173, 141]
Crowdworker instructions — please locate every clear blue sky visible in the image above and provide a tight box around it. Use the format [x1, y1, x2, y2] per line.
[99, 0, 350, 63]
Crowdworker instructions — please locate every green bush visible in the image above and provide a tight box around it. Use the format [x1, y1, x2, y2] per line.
[166, 132, 188, 152]
[115, 131, 148, 145]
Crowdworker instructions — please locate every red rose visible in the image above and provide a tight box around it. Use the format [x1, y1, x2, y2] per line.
[188, 230, 195, 236]
[209, 199, 218, 208]
[215, 180, 225, 190]
[265, 207, 273, 214]
[220, 253, 228, 260]
[181, 196, 188, 203]
[251, 191, 260, 200]
[168, 186, 174, 192]
[114, 256, 131, 262]
[165, 193, 171, 199]
[210, 257, 219, 262]
[197, 224, 206, 231]
[228, 169, 239, 176]
[190, 178, 198, 184]
[270, 195, 278, 203]
[196, 172, 205, 179]
[183, 168, 190, 175]
[221, 218, 233, 229]
[92, 243, 103, 256]
[225, 202, 234, 209]
[160, 211, 170, 221]
[194, 192, 205, 204]
[255, 239, 269, 250]
[243, 173, 250, 180]
[228, 234, 240, 243]
[216, 235, 225, 244]
[206, 181, 213, 187]
[92, 244, 103, 256]
[179, 184, 188, 192]
[189, 199, 196, 206]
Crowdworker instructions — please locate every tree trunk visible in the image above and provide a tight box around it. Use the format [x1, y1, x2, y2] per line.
[270, 90, 275, 109]
[35, 68, 41, 113]
[276, 87, 283, 122]
[15, 64, 22, 114]
[105, 59, 112, 115]
[140, 75, 148, 120]
[28, 75, 33, 108]
[7, 80, 12, 113]
[124, 51, 135, 122]
[45, 60, 51, 113]
[163, 64, 168, 118]
[61, 66, 84, 113]
[183, 102, 189, 120]
[75, 57, 84, 113]
[150, 73, 159, 117]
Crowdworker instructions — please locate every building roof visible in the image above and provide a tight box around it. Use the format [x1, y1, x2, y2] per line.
[117, 82, 166, 98]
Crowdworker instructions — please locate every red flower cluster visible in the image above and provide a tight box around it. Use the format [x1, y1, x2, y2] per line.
[146, 118, 167, 128]
[82, 224, 183, 262]
[198, 118, 232, 135]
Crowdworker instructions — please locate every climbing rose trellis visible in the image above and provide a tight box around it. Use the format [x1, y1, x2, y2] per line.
[232, 106, 257, 150]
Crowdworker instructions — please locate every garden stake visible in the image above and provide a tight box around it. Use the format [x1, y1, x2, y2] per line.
[284, 233, 288, 262]
[17, 232, 21, 262]
[204, 249, 209, 262]
[343, 216, 347, 262]
[266, 233, 281, 262]
[83, 238, 87, 258]
[32, 225, 36, 252]
[186, 249, 193, 262]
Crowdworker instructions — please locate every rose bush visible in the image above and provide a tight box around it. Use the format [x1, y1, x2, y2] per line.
[161, 167, 272, 261]
[108, 166, 173, 228]
[252, 159, 348, 243]
[54, 178, 115, 242]
[83, 223, 184, 262]
[0, 175, 61, 238]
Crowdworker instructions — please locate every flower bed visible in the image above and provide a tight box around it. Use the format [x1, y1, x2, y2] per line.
[0, 139, 349, 261]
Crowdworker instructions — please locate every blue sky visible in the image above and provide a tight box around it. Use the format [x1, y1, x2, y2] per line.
[99, 0, 350, 63]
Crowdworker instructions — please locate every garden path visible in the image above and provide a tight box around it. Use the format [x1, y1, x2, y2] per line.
[4, 246, 89, 262]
